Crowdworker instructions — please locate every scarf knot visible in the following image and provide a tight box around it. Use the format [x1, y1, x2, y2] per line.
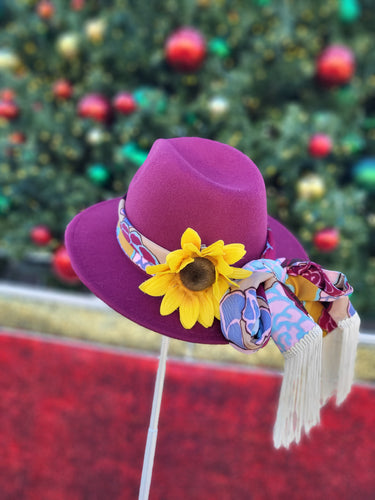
[220, 257, 354, 353]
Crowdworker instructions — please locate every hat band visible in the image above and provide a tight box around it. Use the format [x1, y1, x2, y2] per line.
[116, 197, 274, 271]
[116, 198, 169, 271]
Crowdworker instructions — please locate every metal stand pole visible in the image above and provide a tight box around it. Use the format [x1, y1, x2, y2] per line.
[138, 335, 170, 500]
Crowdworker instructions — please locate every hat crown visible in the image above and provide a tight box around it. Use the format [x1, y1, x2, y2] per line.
[126, 137, 268, 262]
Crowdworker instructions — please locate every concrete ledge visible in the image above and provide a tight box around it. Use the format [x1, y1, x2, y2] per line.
[0, 281, 374, 381]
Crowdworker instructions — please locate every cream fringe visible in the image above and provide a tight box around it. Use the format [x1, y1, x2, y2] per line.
[327, 313, 361, 405]
[321, 327, 341, 405]
[321, 313, 360, 406]
[274, 313, 360, 449]
[273, 325, 322, 449]
[336, 313, 360, 405]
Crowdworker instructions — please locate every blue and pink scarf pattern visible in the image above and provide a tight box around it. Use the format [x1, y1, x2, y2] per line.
[220, 233, 356, 354]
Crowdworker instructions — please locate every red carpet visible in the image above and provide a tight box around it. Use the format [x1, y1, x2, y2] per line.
[0, 331, 374, 500]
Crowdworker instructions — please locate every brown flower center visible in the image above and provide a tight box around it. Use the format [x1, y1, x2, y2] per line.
[180, 257, 216, 292]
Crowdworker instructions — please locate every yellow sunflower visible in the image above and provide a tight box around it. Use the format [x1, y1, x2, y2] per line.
[139, 228, 251, 329]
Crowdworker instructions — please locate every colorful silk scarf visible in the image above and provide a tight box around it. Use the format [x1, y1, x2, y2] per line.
[220, 257, 359, 447]
[117, 198, 360, 448]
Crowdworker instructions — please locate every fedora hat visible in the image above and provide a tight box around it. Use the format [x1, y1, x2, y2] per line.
[66, 137, 359, 448]
[65, 137, 307, 344]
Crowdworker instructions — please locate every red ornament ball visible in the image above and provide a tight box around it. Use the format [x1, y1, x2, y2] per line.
[37, 0, 55, 19]
[53, 79, 73, 99]
[52, 246, 80, 283]
[71, 0, 85, 10]
[0, 88, 16, 101]
[0, 100, 19, 120]
[316, 45, 355, 86]
[30, 225, 52, 246]
[308, 133, 333, 158]
[113, 92, 137, 115]
[313, 228, 340, 252]
[77, 93, 111, 122]
[9, 131, 26, 144]
[165, 27, 206, 72]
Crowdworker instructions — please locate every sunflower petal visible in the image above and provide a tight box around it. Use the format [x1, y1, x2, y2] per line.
[213, 274, 230, 302]
[214, 257, 233, 276]
[227, 267, 252, 280]
[205, 288, 220, 320]
[145, 263, 170, 275]
[166, 249, 186, 272]
[181, 242, 201, 258]
[160, 284, 183, 316]
[202, 240, 224, 257]
[197, 290, 215, 328]
[139, 273, 174, 296]
[213, 295, 221, 320]
[179, 257, 195, 271]
[223, 243, 247, 264]
[181, 228, 201, 250]
[179, 292, 200, 329]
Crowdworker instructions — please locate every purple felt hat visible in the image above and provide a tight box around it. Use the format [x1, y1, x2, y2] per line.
[65, 137, 307, 344]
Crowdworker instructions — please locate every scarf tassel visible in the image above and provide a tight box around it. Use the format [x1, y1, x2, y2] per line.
[274, 313, 360, 449]
[273, 325, 322, 449]
[321, 312, 360, 406]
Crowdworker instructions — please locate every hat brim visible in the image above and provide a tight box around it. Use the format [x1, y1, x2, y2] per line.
[65, 197, 308, 345]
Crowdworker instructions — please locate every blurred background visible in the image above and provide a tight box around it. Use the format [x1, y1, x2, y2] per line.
[1, 2, 375, 499]
[0, 0, 374, 321]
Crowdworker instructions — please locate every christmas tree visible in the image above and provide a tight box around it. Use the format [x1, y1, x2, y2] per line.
[0, 0, 374, 317]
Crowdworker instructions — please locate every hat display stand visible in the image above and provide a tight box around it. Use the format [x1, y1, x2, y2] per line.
[138, 336, 169, 500]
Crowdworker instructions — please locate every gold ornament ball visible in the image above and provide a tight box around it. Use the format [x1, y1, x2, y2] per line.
[56, 33, 80, 58]
[197, 0, 211, 6]
[0, 49, 20, 71]
[208, 96, 229, 117]
[367, 213, 375, 228]
[86, 128, 104, 144]
[297, 174, 326, 200]
[85, 19, 106, 43]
